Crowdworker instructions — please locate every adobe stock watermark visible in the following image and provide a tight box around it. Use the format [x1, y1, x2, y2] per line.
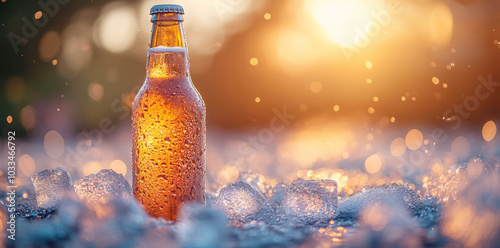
[234, 106, 296, 163]
[398, 74, 500, 174]
[341, 0, 403, 62]
[213, 0, 248, 21]
[7, 0, 71, 54]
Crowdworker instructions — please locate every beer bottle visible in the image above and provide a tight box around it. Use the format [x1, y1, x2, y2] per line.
[132, 4, 206, 221]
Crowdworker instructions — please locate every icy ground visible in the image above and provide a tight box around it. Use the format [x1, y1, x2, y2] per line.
[1, 157, 500, 248]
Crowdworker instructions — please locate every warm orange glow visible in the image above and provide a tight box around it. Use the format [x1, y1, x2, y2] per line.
[405, 129, 423, 150]
[264, 13, 271, 20]
[365, 154, 382, 174]
[18, 154, 35, 176]
[275, 28, 317, 68]
[250, 57, 259, 66]
[310, 82, 323, 93]
[218, 166, 239, 183]
[365, 61, 373, 69]
[39, 31, 60, 62]
[95, 2, 137, 54]
[279, 120, 352, 168]
[110, 160, 127, 176]
[309, 0, 381, 46]
[432, 77, 440, 85]
[6, 115, 12, 124]
[428, 2, 453, 47]
[35, 11, 42, 20]
[390, 137, 406, 157]
[367, 107, 375, 114]
[362, 204, 389, 231]
[482, 121, 496, 142]
[431, 159, 444, 176]
[82, 161, 102, 176]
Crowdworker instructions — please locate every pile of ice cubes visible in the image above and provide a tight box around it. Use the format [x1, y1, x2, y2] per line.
[213, 179, 339, 224]
[5, 167, 443, 248]
[30, 168, 132, 208]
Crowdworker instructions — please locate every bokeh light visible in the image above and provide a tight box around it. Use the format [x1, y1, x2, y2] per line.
[34, 11, 42, 20]
[365, 61, 373, 69]
[20, 105, 36, 130]
[88, 82, 105, 102]
[428, 2, 453, 47]
[365, 153, 382, 174]
[310, 82, 323, 93]
[482, 121, 497, 142]
[390, 137, 406, 157]
[18, 154, 36, 177]
[432, 77, 440, 85]
[38, 31, 60, 62]
[44, 130, 65, 159]
[249, 57, 259, 66]
[94, 2, 138, 54]
[110, 160, 127, 176]
[405, 129, 423, 151]
[451, 136, 470, 161]
[60, 21, 93, 75]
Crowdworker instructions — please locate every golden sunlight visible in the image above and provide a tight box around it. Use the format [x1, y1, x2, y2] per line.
[309, 0, 392, 46]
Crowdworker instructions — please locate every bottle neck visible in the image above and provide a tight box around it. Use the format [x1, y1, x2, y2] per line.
[147, 14, 189, 79]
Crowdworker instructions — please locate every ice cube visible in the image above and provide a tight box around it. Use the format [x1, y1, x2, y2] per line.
[281, 179, 338, 223]
[31, 168, 74, 208]
[213, 181, 270, 221]
[177, 204, 228, 248]
[74, 169, 132, 202]
[337, 183, 421, 220]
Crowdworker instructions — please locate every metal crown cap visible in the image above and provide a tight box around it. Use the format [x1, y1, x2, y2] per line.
[150, 4, 184, 15]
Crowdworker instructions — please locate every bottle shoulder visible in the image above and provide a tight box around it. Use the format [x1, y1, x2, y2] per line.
[133, 78, 204, 110]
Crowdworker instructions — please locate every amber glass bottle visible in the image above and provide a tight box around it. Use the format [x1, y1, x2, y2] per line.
[132, 4, 206, 221]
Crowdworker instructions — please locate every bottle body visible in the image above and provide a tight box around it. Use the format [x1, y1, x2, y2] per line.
[132, 22, 206, 220]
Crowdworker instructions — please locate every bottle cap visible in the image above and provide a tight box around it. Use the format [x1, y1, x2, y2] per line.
[150, 4, 184, 15]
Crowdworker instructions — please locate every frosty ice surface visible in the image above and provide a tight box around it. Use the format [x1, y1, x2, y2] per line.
[337, 183, 421, 219]
[31, 168, 73, 208]
[213, 181, 270, 221]
[177, 204, 227, 248]
[74, 169, 132, 202]
[281, 179, 338, 223]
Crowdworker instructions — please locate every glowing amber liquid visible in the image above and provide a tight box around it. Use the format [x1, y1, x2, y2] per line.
[132, 47, 206, 220]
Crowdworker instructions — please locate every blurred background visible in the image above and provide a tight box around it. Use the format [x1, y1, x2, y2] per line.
[0, 0, 499, 191]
